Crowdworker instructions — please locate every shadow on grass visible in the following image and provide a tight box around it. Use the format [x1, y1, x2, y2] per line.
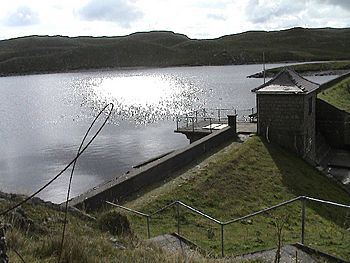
[261, 137, 350, 226]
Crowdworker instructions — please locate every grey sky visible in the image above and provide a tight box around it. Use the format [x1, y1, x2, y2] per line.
[5, 6, 40, 27]
[316, 0, 350, 10]
[0, 0, 349, 40]
[79, 0, 143, 27]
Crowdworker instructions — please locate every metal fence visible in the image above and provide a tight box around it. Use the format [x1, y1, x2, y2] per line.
[106, 196, 350, 258]
[236, 108, 257, 123]
[175, 108, 256, 132]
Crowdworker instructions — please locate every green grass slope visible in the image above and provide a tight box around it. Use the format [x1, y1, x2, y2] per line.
[318, 77, 350, 113]
[0, 195, 258, 263]
[1, 27, 350, 76]
[122, 137, 350, 259]
[1, 137, 348, 262]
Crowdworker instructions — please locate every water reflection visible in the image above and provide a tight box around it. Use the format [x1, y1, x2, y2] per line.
[0, 65, 339, 203]
[86, 73, 202, 125]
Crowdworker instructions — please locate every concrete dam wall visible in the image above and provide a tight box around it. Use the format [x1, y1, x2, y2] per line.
[68, 126, 236, 211]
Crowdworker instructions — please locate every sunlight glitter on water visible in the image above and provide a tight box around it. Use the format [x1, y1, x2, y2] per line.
[97, 75, 176, 105]
[88, 73, 202, 124]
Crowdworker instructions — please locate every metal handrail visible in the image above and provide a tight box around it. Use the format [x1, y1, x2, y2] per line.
[175, 107, 258, 132]
[305, 196, 350, 209]
[223, 196, 303, 225]
[177, 108, 236, 120]
[106, 201, 151, 239]
[106, 201, 150, 217]
[106, 196, 350, 257]
[177, 201, 222, 224]
[150, 201, 177, 216]
[178, 107, 257, 119]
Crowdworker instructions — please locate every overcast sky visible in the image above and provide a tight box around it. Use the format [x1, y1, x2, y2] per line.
[0, 0, 349, 40]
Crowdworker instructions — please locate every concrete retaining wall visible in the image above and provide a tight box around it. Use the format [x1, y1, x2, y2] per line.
[69, 126, 236, 211]
[317, 71, 350, 93]
[316, 99, 350, 148]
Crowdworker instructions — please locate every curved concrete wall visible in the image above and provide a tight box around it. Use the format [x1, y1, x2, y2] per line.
[68, 127, 236, 211]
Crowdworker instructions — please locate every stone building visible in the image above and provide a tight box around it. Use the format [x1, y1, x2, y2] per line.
[252, 68, 319, 163]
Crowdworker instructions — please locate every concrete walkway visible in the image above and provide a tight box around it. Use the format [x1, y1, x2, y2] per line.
[235, 244, 340, 263]
[147, 233, 194, 256]
[237, 122, 257, 134]
[148, 235, 345, 263]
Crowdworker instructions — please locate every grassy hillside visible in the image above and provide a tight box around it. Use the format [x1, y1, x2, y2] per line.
[318, 76, 350, 113]
[1, 27, 350, 76]
[119, 137, 350, 259]
[1, 137, 349, 262]
[0, 194, 259, 263]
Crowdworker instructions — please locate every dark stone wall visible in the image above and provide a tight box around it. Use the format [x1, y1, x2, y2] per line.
[316, 99, 350, 148]
[257, 93, 316, 162]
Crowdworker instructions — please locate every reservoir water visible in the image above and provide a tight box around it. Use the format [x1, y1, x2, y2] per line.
[0, 64, 337, 203]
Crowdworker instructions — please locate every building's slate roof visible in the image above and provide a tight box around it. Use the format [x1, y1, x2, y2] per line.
[251, 68, 320, 94]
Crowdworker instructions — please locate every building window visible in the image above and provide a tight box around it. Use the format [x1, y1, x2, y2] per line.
[308, 97, 313, 115]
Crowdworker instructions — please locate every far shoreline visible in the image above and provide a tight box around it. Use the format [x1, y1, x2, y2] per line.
[248, 69, 350, 78]
[0, 60, 318, 78]
[247, 60, 350, 78]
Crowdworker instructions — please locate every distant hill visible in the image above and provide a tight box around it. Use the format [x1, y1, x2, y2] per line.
[1, 27, 350, 76]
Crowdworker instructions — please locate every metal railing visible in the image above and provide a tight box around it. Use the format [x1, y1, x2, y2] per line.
[176, 116, 216, 133]
[236, 108, 257, 123]
[175, 108, 256, 132]
[106, 196, 350, 258]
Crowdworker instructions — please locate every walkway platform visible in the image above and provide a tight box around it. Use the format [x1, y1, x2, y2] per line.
[175, 120, 256, 134]
[147, 233, 197, 256]
[174, 108, 257, 143]
[237, 122, 257, 134]
[175, 120, 257, 142]
[236, 243, 346, 263]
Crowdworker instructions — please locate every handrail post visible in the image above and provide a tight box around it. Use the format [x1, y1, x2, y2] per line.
[218, 109, 221, 122]
[176, 117, 179, 131]
[176, 202, 180, 235]
[301, 198, 306, 244]
[146, 216, 151, 239]
[192, 117, 195, 132]
[221, 223, 224, 257]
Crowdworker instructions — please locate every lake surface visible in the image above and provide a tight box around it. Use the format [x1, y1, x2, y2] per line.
[0, 64, 337, 203]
